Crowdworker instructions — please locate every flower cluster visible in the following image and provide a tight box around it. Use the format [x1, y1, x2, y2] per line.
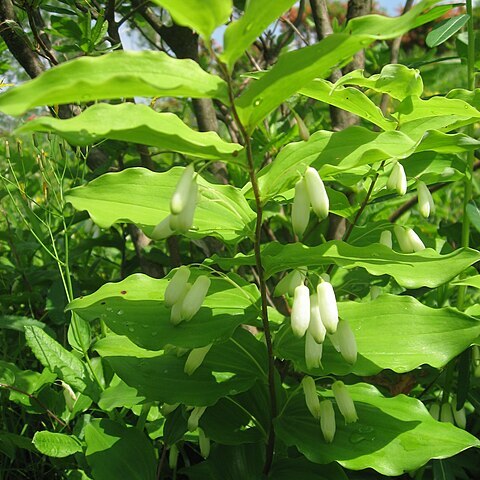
[292, 167, 329, 238]
[152, 164, 198, 239]
[302, 377, 358, 443]
[429, 397, 467, 429]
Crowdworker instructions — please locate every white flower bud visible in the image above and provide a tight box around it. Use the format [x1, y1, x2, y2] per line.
[452, 403, 467, 429]
[429, 402, 440, 420]
[317, 281, 338, 334]
[168, 444, 179, 469]
[332, 381, 358, 424]
[302, 376, 321, 419]
[171, 181, 198, 233]
[181, 275, 211, 321]
[292, 178, 310, 238]
[165, 266, 191, 307]
[379, 230, 392, 248]
[171, 164, 195, 215]
[308, 294, 326, 343]
[304, 167, 329, 220]
[406, 228, 425, 252]
[394, 225, 414, 253]
[337, 320, 357, 365]
[291, 284, 310, 338]
[305, 331, 323, 370]
[417, 181, 434, 218]
[387, 162, 407, 195]
[61, 381, 77, 412]
[319, 400, 336, 443]
[170, 283, 191, 325]
[440, 402, 454, 424]
[151, 216, 175, 240]
[198, 428, 210, 458]
[188, 406, 207, 432]
[294, 112, 310, 141]
[274, 268, 306, 297]
[184, 344, 212, 375]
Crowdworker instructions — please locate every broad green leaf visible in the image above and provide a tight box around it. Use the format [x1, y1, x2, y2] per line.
[65, 167, 255, 243]
[467, 203, 480, 233]
[85, 419, 156, 480]
[0, 315, 45, 332]
[452, 275, 480, 289]
[33, 431, 82, 458]
[211, 241, 480, 289]
[220, 0, 297, 71]
[235, 0, 444, 130]
[0, 51, 229, 116]
[275, 383, 480, 476]
[98, 328, 267, 406]
[68, 272, 259, 350]
[426, 14, 470, 48]
[24, 326, 89, 393]
[151, 0, 232, 43]
[299, 78, 396, 130]
[16, 103, 243, 161]
[274, 294, 480, 376]
[98, 375, 145, 411]
[333, 64, 423, 100]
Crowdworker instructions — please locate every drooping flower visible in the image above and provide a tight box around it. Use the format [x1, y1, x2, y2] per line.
[188, 406, 207, 432]
[440, 402, 454, 424]
[165, 266, 191, 307]
[292, 178, 310, 238]
[291, 284, 310, 338]
[336, 320, 357, 365]
[305, 331, 323, 370]
[184, 344, 212, 375]
[417, 180, 435, 218]
[170, 164, 195, 215]
[151, 215, 175, 240]
[317, 281, 338, 334]
[198, 428, 211, 458]
[302, 376, 321, 419]
[387, 162, 407, 195]
[379, 230, 392, 248]
[394, 225, 425, 253]
[181, 275, 211, 321]
[308, 293, 326, 343]
[274, 267, 307, 297]
[332, 381, 358, 424]
[319, 400, 336, 443]
[170, 283, 191, 325]
[304, 167, 329, 220]
[429, 402, 440, 421]
[405, 228, 425, 252]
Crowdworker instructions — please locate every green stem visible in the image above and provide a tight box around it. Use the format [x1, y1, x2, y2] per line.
[458, 0, 476, 310]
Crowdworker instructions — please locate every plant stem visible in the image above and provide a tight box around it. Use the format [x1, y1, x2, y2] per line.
[457, 0, 476, 310]
[223, 71, 277, 474]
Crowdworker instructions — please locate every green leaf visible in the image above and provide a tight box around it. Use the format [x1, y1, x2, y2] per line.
[24, 326, 89, 393]
[85, 419, 156, 480]
[452, 275, 480, 289]
[33, 431, 83, 458]
[467, 203, 480, 233]
[274, 294, 480, 376]
[235, 0, 444, 130]
[299, 78, 396, 130]
[16, 103, 243, 161]
[65, 167, 255, 243]
[333, 64, 424, 100]
[98, 328, 266, 406]
[269, 458, 348, 480]
[151, 0, 232, 43]
[220, 0, 297, 71]
[211, 241, 480, 289]
[0, 51, 229, 116]
[426, 14, 470, 48]
[275, 383, 480, 476]
[68, 272, 259, 350]
[0, 315, 45, 332]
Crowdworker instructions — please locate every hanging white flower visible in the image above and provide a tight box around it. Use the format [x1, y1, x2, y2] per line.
[332, 380, 358, 424]
[417, 180, 435, 218]
[337, 320, 357, 365]
[184, 344, 212, 376]
[305, 331, 323, 370]
[292, 178, 310, 238]
[181, 275, 211, 321]
[308, 293, 326, 343]
[317, 281, 339, 334]
[319, 400, 336, 443]
[304, 167, 329, 220]
[164, 266, 191, 307]
[291, 284, 310, 338]
[387, 161, 407, 195]
[302, 376, 321, 419]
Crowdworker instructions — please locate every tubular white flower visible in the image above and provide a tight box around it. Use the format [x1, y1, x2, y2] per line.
[165, 266, 191, 307]
[305, 331, 323, 370]
[417, 181, 434, 218]
[440, 402, 454, 424]
[181, 275, 211, 321]
[151, 216, 175, 240]
[332, 381, 358, 424]
[337, 320, 357, 365]
[319, 400, 336, 443]
[452, 403, 467, 429]
[317, 281, 338, 334]
[308, 293, 326, 343]
[328, 332, 341, 352]
[274, 268, 306, 297]
[429, 402, 440, 421]
[304, 167, 329, 220]
[184, 344, 212, 375]
[302, 376, 321, 419]
[405, 228, 425, 252]
[188, 406, 207, 432]
[394, 225, 414, 253]
[198, 428, 211, 458]
[168, 444, 179, 470]
[175, 181, 198, 233]
[379, 230, 392, 248]
[170, 164, 195, 215]
[292, 178, 310, 238]
[387, 162, 407, 195]
[291, 284, 310, 338]
[170, 283, 191, 325]
[61, 381, 77, 412]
